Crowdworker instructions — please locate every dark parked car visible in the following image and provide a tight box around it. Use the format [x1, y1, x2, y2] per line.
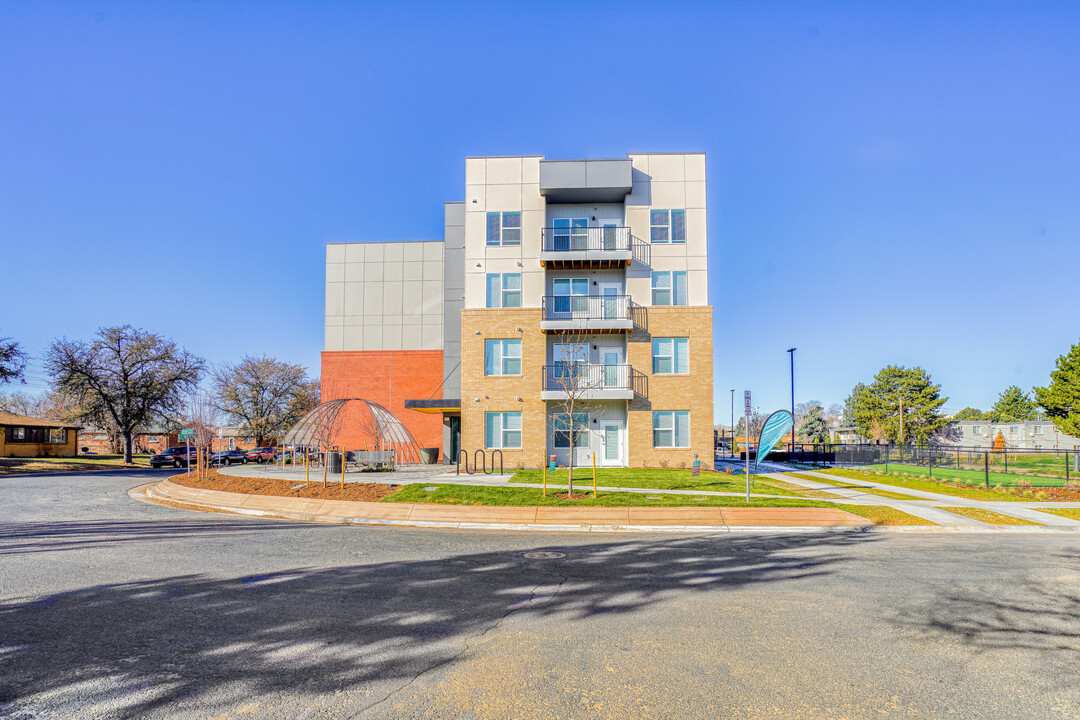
[246, 447, 277, 463]
[150, 446, 195, 468]
[208, 449, 249, 466]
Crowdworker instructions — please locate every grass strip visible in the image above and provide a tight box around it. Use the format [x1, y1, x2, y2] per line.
[832, 504, 937, 526]
[760, 476, 848, 499]
[508, 468, 803, 496]
[937, 506, 1041, 526]
[783, 473, 916, 500]
[1025, 508, 1080, 521]
[809, 468, 1030, 502]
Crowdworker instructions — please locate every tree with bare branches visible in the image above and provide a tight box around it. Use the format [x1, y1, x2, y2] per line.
[0, 334, 27, 385]
[45, 326, 204, 463]
[547, 332, 607, 496]
[212, 356, 319, 447]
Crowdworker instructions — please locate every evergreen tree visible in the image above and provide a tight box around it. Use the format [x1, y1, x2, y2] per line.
[851, 365, 948, 443]
[989, 385, 1036, 422]
[1034, 340, 1080, 438]
[798, 403, 831, 443]
[842, 383, 866, 427]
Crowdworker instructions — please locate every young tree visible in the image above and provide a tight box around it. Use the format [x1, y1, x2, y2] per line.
[852, 365, 948, 444]
[0, 335, 28, 385]
[178, 391, 220, 472]
[548, 332, 605, 496]
[46, 325, 204, 463]
[1034, 340, 1080, 438]
[989, 385, 1037, 422]
[952, 407, 988, 421]
[212, 356, 319, 447]
[798, 403, 831, 443]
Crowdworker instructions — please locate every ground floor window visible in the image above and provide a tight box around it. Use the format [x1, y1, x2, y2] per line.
[653, 411, 690, 448]
[485, 412, 522, 449]
[48, 428, 67, 444]
[552, 412, 588, 448]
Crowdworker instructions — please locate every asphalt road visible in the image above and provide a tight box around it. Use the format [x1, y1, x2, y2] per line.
[2, 470, 1079, 720]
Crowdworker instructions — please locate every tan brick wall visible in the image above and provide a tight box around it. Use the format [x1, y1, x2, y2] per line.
[627, 306, 714, 468]
[460, 309, 547, 469]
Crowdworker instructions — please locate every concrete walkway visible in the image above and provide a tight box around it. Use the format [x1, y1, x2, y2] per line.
[774, 469, 1080, 527]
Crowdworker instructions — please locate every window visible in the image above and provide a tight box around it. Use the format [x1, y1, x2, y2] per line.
[13, 427, 25, 440]
[552, 277, 588, 314]
[551, 218, 588, 250]
[973, 426, 982, 435]
[1010, 427, 1018, 434]
[146, 434, 159, 443]
[485, 339, 522, 376]
[651, 271, 687, 306]
[552, 343, 588, 381]
[1034, 426, 1044, 435]
[487, 211, 521, 246]
[553, 412, 588, 448]
[650, 209, 686, 243]
[652, 338, 689, 374]
[486, 273, 521, 308]
[653, 411, 690, 448]
[48, 428, 66, 444]
[485, 412, 522, 449]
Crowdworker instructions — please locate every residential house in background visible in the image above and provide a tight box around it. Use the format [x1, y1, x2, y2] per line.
[322, 153, 714, 467]
[1, 411, 81, 457]
[943, 420, 1080, 450]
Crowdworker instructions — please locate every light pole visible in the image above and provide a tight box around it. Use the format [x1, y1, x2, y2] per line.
[787, 348, 797, 453]
[730, 388, 735, 457]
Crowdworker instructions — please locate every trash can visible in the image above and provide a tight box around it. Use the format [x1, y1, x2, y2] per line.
[327, 450, 343, 474]
[419, 447, 439, 464]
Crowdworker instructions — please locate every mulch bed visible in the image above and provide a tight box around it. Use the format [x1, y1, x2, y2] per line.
[169, 470, 399, 502]
[553, 492, 592, 500]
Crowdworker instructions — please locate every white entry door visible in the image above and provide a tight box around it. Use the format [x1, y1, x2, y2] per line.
[597, 282, 622, 320]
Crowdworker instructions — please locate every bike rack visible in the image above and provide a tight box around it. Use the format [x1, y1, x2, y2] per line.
[488, 449, 503, 475]
[474, 449, 486, 475]
[457, 449, 471, 475]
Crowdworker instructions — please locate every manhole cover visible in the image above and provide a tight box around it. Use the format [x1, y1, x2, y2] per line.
[523, 551, 566, 560]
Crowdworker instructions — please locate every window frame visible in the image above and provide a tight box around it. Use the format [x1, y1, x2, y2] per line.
[650, 209, 686, 244]
[486, 211, 522, 246]
[651, 338, 689, 374]
[485, 412, 522, 449]
[651, 271, 687, 306]
[652, 411, 690, 448]
[486, 273, 522, 308]
[484, 339, 522, 376]
[553, 412, 588, 449]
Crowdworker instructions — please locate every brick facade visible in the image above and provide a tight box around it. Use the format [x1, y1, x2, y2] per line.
[627, 306, 714, 467]
[320, 349, 445, 457]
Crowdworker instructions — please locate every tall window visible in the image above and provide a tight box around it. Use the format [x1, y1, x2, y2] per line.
[485, 412, 522, 449]
[652, 338, 689, 374]
[551, 218, 588, 250]
[650, 209, 686, 243]
[653, 411, 690, 448]
[651, 271, 687, 306]
[553, 412, 588, 448]
[487, 212, 521, 246]
[486, 273, 522, 308]
[484, 339, 522, 376]
[551, 277, 588, 314]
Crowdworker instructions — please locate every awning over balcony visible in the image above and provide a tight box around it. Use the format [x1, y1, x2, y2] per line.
[539, 159, 633, 203]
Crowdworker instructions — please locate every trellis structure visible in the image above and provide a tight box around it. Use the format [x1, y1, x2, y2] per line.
[282, 398, 424, 464]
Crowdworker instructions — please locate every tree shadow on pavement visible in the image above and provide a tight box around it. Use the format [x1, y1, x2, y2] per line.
[0, 519, 301, 556]
[0, 532, 878, 718]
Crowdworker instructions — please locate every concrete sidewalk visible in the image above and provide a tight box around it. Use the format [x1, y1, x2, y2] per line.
[137, 479, 874, 533]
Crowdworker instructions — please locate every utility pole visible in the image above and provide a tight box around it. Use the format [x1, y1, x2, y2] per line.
[730, 388, 735, 456]
[787, 348, 797, 453]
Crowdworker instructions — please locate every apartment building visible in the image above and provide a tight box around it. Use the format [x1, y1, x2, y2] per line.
[944, 420, 1080, 450]
[322, 153, 713, 468]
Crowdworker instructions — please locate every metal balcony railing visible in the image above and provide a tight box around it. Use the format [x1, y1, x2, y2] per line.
[541, 294, 631, 322]
[542, 363, 631, 392]
[541, 226, 631, 253]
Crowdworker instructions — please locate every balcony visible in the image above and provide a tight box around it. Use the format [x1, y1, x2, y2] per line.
[539, 364, 645, 401]
[540, 294, 633, 333]
[540, 226, 632, 269]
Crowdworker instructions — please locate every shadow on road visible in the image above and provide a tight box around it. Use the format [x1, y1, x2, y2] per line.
[0, 519, 303, 555]
[0, 532, 876, 717]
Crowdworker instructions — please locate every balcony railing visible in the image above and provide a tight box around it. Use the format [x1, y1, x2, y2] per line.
[541, 226, 631, 253]
[541, 294, 631, 323]
[540, 363, 647, 399]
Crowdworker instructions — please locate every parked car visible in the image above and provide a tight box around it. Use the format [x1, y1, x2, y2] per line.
[208, 449, 249, 466]
[246, 447, 277, 463]
[150, 446, 195, 468]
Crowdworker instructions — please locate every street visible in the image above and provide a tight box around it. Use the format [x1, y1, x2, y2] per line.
[2, 470, 1079, 719]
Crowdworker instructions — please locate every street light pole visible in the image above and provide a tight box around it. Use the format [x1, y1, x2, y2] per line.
[787, 348, 797, 453]
[730, 388, 735, 457]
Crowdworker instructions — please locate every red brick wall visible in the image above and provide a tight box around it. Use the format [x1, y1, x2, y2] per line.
[320, 350, 445, 458]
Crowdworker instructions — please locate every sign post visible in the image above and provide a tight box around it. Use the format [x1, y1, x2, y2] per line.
[179, 428, 195, 476]
[744, 391, 751, 502]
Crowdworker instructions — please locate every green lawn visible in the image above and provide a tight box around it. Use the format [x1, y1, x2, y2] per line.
[0, 454, 151, 475]
[832, 504, 937, 526]
[386, 483, 834, 508]
[508, 468, 804, 496]
[807, 467, 1031, 502]
[784, 472, 917, 500]
[938, 506, 1041, 526]
[868, 462, 1070, 488]
[1035, 508, 1080, 521]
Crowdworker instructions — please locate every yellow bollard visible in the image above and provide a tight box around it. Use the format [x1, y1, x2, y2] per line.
[341, 449, 346, 490]
[305, 447, 309, 484]
[592, 452, 597, 498]
[542, 464, 547, 497]
[322, 448, 328, 488]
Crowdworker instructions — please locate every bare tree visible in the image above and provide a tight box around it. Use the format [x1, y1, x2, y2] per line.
[46, 326, 204, 463]
[212, 356, 319, 446]
[547, 332, 607, 496]
[0, 335, 28, 385]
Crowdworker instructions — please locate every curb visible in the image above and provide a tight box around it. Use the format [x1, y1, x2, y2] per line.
[129, 481, 1080, 535]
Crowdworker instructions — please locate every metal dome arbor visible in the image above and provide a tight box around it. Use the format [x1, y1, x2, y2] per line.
[282, 398, 424, 464]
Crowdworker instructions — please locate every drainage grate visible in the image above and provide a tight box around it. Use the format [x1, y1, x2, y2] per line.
[523, 551, 566, 560]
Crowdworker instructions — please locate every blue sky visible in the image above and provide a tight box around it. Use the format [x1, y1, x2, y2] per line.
[2, 1, 1078, 421]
